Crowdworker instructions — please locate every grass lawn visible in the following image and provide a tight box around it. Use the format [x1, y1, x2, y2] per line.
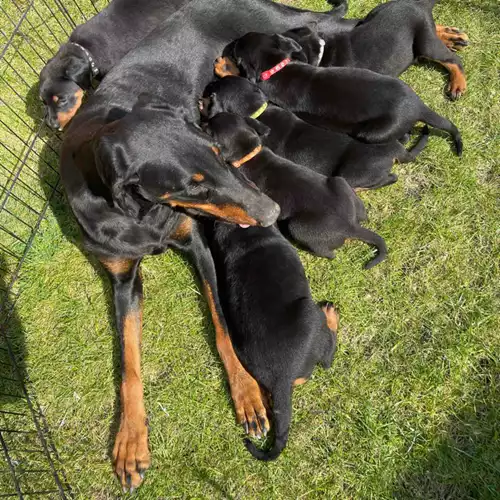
[1, 0, 499, 498]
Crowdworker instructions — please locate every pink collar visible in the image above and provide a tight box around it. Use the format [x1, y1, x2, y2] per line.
[260, 58, 291, 81]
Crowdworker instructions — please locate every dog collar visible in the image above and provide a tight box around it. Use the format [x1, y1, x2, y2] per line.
[250, 101, 268, 119]
[260, 58, 291, 81]
[232, 145, 262, 168]
[70, 42, 99, 77]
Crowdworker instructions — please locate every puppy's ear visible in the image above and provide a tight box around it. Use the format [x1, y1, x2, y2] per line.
[64, 54, 91, 89]
[274, 34, 302, 55]
[244, 117, 270, 138]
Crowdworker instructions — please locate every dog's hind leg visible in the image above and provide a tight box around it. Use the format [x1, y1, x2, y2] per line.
[415, 27, 467, 100]
[101, 257, 149, 492]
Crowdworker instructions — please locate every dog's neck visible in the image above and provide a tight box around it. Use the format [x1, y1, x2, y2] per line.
[69, 42, 100, 78]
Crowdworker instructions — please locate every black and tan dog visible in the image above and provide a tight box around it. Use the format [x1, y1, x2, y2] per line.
[201, 76, 429, 190]
[209, 222, 337, 460]
[283, 0, 468, 100]
[205, 112, 387, 267]
[220, 32, 462, 154]
[60, 0, 351, 489]
[39, 0, 190, 129]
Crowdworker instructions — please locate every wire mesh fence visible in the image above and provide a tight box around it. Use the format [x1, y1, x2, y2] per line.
[1, 0, 109, 496]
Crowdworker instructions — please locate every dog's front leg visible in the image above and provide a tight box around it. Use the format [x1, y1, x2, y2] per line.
[187, 224, 270, 439]
[101, 258, 149, 492]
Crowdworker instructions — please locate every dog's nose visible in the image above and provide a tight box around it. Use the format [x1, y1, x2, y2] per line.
[258, 199, 280, 227]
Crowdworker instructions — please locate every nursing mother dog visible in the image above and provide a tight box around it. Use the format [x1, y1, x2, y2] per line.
[61, 0, 351, 491]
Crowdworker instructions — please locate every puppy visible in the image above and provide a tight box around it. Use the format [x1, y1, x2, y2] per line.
[209, 221, 337, 460]
[223, 32, 462, 155]
[39, 0, 190, 129]
[283, 0, 468, 99]
[205, 113, 388, 268]
[201, 76, 429, 190]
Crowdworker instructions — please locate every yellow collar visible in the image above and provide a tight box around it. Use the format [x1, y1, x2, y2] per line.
[231, 145, 262, 168]
[250, 101, 268, 119]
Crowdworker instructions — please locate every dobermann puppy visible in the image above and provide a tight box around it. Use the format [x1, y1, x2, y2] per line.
[205, 112, 387, 268]
[60, 0, 351, 489]
[209, 222, 337, 460]
[283, 0, 468, 100]
[39, 0, 190, 129]
[221, 31, 462, 154]
[201, 76, 429, 190]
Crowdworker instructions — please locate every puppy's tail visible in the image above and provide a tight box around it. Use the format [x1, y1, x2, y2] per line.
[244, 384, 292, 461]
[350, 226, 388, 270]
[420, 107, 463, 157]
[401, 125, 430, 162]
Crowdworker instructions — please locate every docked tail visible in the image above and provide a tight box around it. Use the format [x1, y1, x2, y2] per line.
[350, 226, 388, 269]
[402, 125, 430, 162]
[420, 108, 462, 156]
[245, 384, 292, 461]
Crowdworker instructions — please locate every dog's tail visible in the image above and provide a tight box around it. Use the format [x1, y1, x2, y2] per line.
[420, 107, 463, 157]
[244, 383, 292, 461]
[350, 226, 388, 269]
[401, 125, 430, 162]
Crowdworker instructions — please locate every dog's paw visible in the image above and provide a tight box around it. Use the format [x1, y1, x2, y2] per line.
[448, 74, 467, 100]
[112, 415, 150, 492]
[230, 369, 270, 439]
[436, 25, 469, 51]
[214, 57, 240, 78]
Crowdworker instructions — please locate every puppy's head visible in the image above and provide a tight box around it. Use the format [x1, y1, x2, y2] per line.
[282, 26, 325, 65]
[230, 32, 302, 82]
[203, 112, 270, 166]
[200, 76, 267, 119]
[39, 44, 93, 130]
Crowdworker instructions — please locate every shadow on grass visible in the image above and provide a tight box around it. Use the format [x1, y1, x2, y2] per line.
[394, 361, 500, 499]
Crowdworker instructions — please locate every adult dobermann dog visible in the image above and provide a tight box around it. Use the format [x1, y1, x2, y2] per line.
[201, 75, 429, 190]
[220, 31, 462, 153]
[209, 222, 338, 461]
[60, 0, 351, 490]
[39, 0, 191, 129]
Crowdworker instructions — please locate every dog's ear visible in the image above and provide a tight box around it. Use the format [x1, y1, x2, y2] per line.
[273, 34, 302, 55]
[244, 117, 270, 138]
[64, 54, 91, 89]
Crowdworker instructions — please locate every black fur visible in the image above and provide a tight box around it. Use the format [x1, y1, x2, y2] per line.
[208, 222, 337, 460]
[227, 31, 462, 155]
[205, 113, 388, 268]
[202, 76, 429, 190]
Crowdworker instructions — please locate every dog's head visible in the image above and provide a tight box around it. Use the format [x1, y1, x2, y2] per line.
[282, 26, 325, 66]
[203, 112, 270, 167]
[39, 44, 94, 130]
[229, 32, 302, 83]
[200, 76, 267, 119]
[95, 104, 279, 228]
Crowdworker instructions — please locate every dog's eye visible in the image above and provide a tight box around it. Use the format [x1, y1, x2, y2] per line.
[58, 97, 67, 106]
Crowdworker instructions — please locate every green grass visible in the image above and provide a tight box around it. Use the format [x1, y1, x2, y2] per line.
[1, 0, 500, 498]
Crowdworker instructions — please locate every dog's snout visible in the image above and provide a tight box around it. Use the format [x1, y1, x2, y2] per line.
[258, 199, 280, 227]
[45, 114, 60, 129]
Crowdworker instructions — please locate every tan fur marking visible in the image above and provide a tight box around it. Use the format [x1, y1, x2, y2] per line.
[293, 377, 308, 386]
[167, 200, 257, 226]
[192, 173, 205, 182]
[171, 216, 193, 241]
[322, 304, 339, 332]
[56, 89, 84, 128]
[214, 56, 240, 78]
[203, 281, 269, 437]
[101, 259, 134, 275]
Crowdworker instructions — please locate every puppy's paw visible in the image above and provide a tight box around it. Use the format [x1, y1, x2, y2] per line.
[322, 302, 339, 333]
[448, 73, 467, 100]
[436, 25, 469, 51]
[113, 414, 150, 492]
[230, 369, 269, 439]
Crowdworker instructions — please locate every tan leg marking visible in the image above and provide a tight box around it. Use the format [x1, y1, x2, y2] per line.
[112, 308, 150, 491]
[204, 281, 269, 438]
[436, 24, 469, 51]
